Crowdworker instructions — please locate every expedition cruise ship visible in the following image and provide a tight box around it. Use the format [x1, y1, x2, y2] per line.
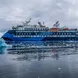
[2, 19, 78, 44]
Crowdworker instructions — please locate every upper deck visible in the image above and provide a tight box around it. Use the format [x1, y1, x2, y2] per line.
[11, 20, 78, 33]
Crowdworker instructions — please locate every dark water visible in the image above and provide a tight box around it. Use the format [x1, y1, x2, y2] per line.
[0, 42, 78, 78]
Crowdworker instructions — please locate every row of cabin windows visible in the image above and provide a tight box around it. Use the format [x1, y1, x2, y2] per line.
[14, 28, 48, 31]
[13, 32, 76, 35]
[14, 35, 76, 37]
[52, 32, 75, 35]
[15, 31, 48, 32]
[11, 29, 76, 34]
[24, 28, 49, 31]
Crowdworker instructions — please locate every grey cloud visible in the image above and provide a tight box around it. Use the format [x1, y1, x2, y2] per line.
[0, 0, 78, 32]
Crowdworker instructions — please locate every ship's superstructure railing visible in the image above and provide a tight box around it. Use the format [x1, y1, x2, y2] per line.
[12, 25, 49, 31]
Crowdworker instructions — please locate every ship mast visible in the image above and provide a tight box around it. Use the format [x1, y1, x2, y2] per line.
[53, 21, 60, 28]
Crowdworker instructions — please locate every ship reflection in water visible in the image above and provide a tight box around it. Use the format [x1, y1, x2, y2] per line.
[0, 42, 78, 78]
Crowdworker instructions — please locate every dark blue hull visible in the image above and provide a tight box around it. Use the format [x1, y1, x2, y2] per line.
[2, 31, 78, 44]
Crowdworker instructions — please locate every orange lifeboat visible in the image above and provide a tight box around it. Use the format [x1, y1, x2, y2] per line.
[63, 28, 68, 30]
[50, 28, 58, 32]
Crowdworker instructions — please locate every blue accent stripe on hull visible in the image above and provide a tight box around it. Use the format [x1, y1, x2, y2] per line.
[14, 37, 44, 41]
[2, 32, 44, 41]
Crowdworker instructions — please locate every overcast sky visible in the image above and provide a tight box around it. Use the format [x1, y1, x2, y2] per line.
[0, 0, 78, 33]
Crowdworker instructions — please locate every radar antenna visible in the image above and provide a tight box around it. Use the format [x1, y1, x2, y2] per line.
[38, 22, 42, 26]
[43, 22, 44, 25]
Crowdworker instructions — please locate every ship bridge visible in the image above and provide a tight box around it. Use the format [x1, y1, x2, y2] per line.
[12, 20, 49, 31]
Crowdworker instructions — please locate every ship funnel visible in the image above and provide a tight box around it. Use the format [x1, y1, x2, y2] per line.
[53, 21, 60, 28]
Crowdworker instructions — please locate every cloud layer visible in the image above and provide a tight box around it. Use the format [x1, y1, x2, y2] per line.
[0, 0, 78, 32]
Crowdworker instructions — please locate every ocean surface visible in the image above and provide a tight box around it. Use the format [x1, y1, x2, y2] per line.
[0, 42, 78, 78]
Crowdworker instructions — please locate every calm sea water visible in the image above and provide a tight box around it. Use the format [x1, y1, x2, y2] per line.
[0, 42, 78, 78]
